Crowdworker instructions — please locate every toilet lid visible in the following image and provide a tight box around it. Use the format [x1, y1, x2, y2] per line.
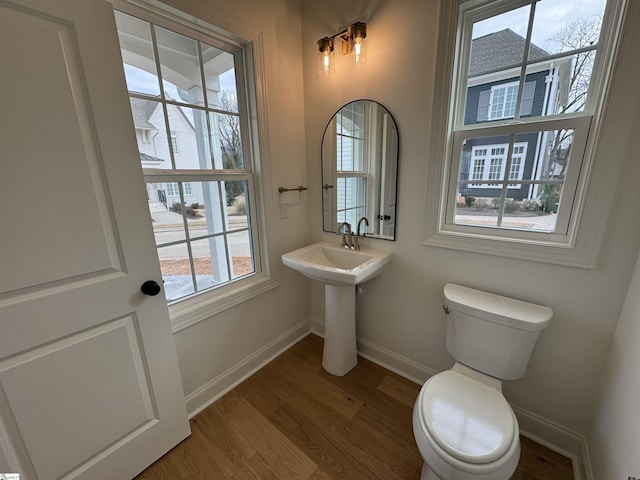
[420, 371, 516, 464]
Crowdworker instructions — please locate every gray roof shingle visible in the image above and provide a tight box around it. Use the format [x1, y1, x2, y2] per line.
[469, 29, 549, 76]
[129, 96, 159, 129]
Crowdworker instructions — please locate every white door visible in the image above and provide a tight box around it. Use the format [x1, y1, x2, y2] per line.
[0, 1, 190, 479]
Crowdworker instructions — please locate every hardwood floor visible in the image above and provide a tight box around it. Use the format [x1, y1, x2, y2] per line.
[136, 334, 573, 480]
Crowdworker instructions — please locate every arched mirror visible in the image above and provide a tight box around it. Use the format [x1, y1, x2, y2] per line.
[322, 100, 399, 240]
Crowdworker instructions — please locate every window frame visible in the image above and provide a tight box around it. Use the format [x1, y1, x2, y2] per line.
[423, 0, 629, 268]
[113, 0, 278, 331]
[488, 81, 519, 120]
[469, 141, 527, 187]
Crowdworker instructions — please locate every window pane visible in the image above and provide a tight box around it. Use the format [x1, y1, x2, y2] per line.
[167, 106, 213, 169]
[191, 237, 228, 292]
[211, 112, 244, 169]
[229, 230, 254, 278]
[337, 177, 367, 227]
[468, 5, 530, 76]
[114, 12, 160, 96]
[202, 44, 239, 113]
[130, 98, 173, 169]
[225, 181, 250, 230]
[154, 26, 204, 105]
[158, 243, 194, 303]
[147, 189, 187, 244]
[525, 51, 596, 117]
[529, 0, 606, 57]
[187, 181, 225, 239]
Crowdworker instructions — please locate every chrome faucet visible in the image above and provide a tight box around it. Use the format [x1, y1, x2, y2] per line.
[353, 217, 369, 250]
[337, 221, 353, 249]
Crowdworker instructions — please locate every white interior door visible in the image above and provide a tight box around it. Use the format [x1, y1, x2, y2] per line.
[0, 0, 190, 478]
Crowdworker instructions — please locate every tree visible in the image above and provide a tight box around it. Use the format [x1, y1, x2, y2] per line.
[217, 91, 245, 205]
[543, 16, 601, 180]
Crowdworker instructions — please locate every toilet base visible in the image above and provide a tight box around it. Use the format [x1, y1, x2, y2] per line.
[421, 463, 441, 480]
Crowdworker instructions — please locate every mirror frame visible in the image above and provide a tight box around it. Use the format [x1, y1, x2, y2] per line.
[321, 99, 399, 240]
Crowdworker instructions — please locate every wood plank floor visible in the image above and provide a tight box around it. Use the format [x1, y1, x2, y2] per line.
[136, 334, 573, 480]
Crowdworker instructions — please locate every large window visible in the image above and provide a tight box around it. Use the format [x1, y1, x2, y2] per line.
[425, 0, 627, 265]
[114, 7, 265, 309]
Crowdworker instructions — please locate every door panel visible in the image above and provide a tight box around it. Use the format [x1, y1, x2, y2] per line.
[0, 316, 154, 480]
[1, 3, 119, 293]
[0, 0, 190, 478]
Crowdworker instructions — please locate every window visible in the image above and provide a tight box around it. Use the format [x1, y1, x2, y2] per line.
[165, 182, 191, 197]
[425, 0, 627, 266]
[489, 82, 519, 120]
[335, 102, 368, 226]
[469, 143, 526, 187]
[170, 131, 179, 155]
[114, 5, 273, 319]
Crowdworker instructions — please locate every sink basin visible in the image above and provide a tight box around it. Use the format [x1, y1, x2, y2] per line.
[282, 241, 391, 286]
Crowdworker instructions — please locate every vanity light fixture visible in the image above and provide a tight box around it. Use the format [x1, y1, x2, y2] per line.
[317, 22, 367, 76]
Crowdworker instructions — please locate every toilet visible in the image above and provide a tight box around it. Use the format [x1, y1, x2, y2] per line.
[412, 283, 552, 480]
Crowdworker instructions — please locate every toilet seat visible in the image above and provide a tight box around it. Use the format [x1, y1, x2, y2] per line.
[419, 370, 516, 465]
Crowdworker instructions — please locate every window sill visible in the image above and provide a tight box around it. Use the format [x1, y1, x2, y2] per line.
[168, 273, 279, 333]
[423, 224, 600, 269]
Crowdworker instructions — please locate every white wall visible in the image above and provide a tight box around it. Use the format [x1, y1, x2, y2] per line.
[587, 4, 640, 473]
[156, 0, 312, 411]
[301, 0, 640, 445]
[588, 249, 640, 479]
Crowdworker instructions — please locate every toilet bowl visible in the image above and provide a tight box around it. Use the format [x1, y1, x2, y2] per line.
[412, 284, 552, 480]
[412, 365, 520, 479]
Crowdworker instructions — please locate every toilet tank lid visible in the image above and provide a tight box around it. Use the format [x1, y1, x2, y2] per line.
[444, 283, 552, 331]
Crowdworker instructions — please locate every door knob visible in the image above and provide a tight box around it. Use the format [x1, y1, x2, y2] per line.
[140, 280, 161, 296]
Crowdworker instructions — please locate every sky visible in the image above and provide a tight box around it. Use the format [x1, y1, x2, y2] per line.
[472, 0, 607, 52]
[124, 64, 237, 100]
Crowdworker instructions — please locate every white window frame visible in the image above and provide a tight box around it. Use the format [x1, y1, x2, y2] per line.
[165, 181, 191, 196]
[424, 0, 629, 268]
[469, 141, 526, 187]
[489, 81, 519, 120]
[113, 0, 278, 331]
[170, 130, 179, 156]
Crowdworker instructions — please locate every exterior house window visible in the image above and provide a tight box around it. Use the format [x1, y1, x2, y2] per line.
[114, 5, 270, 317]
[166, 182, 191, 196]
[489, 81, 519, 120]
[425, 0, 627, 267]
[170, 131, 179, 155]
[470, 143, 527, 187]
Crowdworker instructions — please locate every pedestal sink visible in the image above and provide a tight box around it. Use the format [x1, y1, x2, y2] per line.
[282, 242, 391, 376]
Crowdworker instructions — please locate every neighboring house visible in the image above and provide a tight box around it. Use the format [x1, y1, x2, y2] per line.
[459, 29, 571, 202]
[130, 95, 205, 208]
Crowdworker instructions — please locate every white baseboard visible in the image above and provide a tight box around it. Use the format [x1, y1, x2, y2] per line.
[512, 406, 593, 480]
[311, 316, 592, 480]
[311, 316, 436, 384]
[185, 318, 311, 418]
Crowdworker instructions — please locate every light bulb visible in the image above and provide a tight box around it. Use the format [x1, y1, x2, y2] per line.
[317, 37, 335, 75]
[347, 23, 367, 66]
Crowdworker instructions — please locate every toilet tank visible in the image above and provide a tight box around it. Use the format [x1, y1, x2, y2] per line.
[443, 283, 552, 380]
